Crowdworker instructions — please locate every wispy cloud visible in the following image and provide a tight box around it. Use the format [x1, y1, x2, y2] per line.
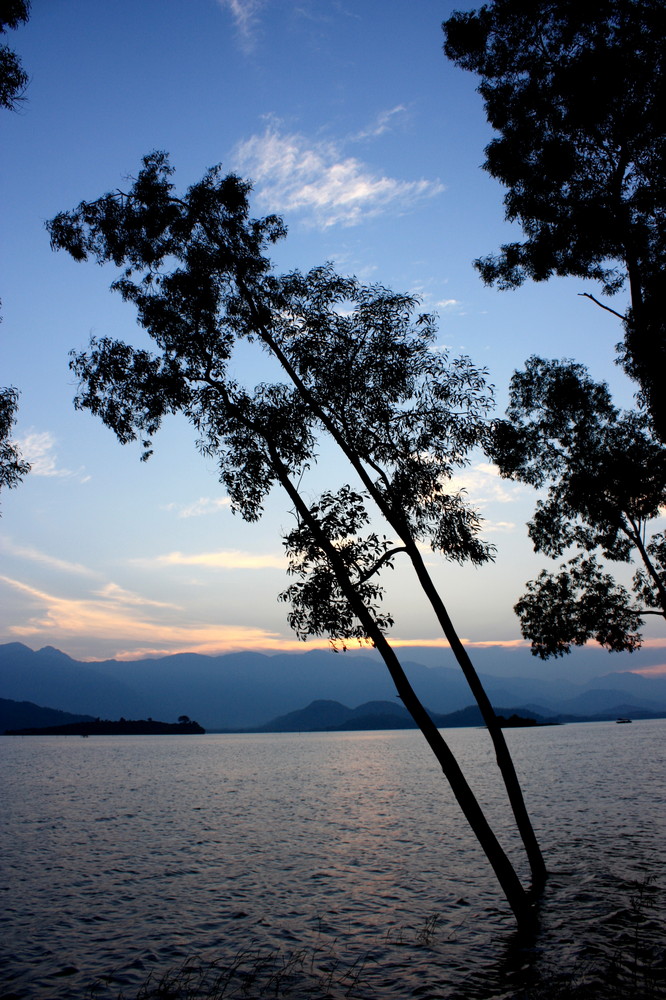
[16, 430, 88, 481]
[388, 637, 529, 649]
[1, 571, 535, 659]
[0, 573, 313, 658]
[0, 537, 99, 577]
[216, 0, 266, 50]
[1, 571, 542, 661]
[482, 520, 517, 534]
[449, 463, 527, 508]
[151, 549, 286, 570]
[93, 583, 181, 610]
[234, 127, 444, 228]
[631, 663, 666, 676]
[353, 105, 407, 141]
[163, 497, 232, 519]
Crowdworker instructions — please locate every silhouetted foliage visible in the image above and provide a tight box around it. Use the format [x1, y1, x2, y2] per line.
[48, 152, 542, 924]
[490, 357, 666, 657]
[0, 0, 29, 111]
[443, 0, 666, 439]
[0, 386, 29, 508]
[0, 1, 30, 500]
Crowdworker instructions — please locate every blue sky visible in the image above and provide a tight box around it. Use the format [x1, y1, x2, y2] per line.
[1, 0, 662, 668]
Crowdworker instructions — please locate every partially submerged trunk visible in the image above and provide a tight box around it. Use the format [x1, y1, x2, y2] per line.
[272, 445, 537, 930]
[405, 539, 547, 890]
[250, 304, 545, 892]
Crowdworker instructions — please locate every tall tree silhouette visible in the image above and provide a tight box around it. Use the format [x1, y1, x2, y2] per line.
[49, 152, 544, 924]
[443, 1, 666, 439]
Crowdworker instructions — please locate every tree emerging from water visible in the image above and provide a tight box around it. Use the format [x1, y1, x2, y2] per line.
[49, 152, 543, 926]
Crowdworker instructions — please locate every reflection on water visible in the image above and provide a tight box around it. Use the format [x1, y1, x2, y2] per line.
[1, 721, 664, 998]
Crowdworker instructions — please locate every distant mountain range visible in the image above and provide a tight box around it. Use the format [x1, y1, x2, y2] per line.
[2, 642, 666, 731]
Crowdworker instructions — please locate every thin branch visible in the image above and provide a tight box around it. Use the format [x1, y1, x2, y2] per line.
[578, 292, 626, 322]
[356, 546, 408, 585]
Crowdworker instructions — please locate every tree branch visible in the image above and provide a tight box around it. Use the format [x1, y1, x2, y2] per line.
[578, 292, 626, 322]
[356, 546, 408, 585]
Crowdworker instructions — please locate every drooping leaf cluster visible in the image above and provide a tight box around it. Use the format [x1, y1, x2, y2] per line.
[0, 386, 30, 505]
[514, 556, 643, 659]
[490, 356, 666, 656]
[280, 486, 399, 647]
[443, 0, 666, 438]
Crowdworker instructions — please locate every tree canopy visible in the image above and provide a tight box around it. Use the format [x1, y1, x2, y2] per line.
[443, 0, 666, 439]
[49, 151, 543, 923]
[0, 0, 29, 111]
[490, 356, 666, 657]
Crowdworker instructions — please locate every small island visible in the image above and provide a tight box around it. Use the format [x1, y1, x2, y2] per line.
[6, 715, 205, 736]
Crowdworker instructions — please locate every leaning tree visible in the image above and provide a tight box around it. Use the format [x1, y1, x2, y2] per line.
[49, 152, 544, 924]
[443, 0, 666, 440]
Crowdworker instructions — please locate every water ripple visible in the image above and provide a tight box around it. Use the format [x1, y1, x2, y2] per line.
[1, 721, 664, 998]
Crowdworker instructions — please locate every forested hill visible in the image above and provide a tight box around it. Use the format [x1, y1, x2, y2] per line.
[6, 717, 205, 736]
[0, 697, 94, 733]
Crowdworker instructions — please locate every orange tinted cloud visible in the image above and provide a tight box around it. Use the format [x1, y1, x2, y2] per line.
[151, 549, 286, 570]
[0, 574, 328, 660]
[3, 572, 532, 661]
[628, 663, 666, 677]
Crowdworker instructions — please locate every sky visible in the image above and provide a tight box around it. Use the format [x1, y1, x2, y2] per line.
[1, 0, 664, 673]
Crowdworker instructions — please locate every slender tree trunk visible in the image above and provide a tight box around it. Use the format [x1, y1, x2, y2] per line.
[626, 517, 666, 615]
[403, 538, 547, 890]
[238, 278, 546, 891]
[268, 442, 536, 930]
[623, 230, 666, 444]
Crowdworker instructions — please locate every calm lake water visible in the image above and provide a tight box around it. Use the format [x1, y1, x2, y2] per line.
[1, 720, 665, 999]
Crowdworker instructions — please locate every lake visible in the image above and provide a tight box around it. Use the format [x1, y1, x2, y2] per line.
[1, 720, 665, 999]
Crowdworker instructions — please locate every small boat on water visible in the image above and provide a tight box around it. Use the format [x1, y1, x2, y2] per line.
[616, 718, 632, 724]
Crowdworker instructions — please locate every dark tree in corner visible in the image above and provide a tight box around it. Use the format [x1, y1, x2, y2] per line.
[490, 356, 666, 658]
[0, 1, 31, 501]
[48, 153, 543, 926]
[443, 1, 666, 440]
[0, 0, 29, 111]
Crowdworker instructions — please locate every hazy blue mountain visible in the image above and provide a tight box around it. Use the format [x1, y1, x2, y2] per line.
[553, 686, 666, 715]
[371, 642, 666, 682]
[586, 671, 666, 698]
[0, 697, 95, 733]
[0, 643, 149, 718]
[248, 699, 558, 733]
[2, 642, 666, 731]
[251, 698, 410, 732]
